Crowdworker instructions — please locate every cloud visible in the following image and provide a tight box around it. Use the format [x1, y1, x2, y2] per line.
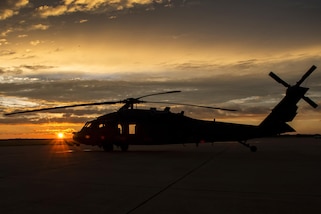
[1, 28, 13, 37]
[108, 15, 117, 19]
[30, 40, 41, 46]
[0, 64, 54, 76]
[0, 67, 23, 75]
[0, 39, 9, 45]
[0, 23, 48, 42]
[18, 34, 28, 38]
[20, 65, 56, 71]
[36, 4, 68, 18]
[2, 53, 319, 106]
[0, 0, 29, 20]
[78, 19, 88, 23]
[0, 96, 38, 108]
[1, 61, 320, 131]
[0, 49, 15, 56]
[30, 24, 50, 31]
[0, 9, 15, 20]
[35, 0, 167, 18]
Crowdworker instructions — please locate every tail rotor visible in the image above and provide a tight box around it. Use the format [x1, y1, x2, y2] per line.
[269, 65, 318, 109]
[269, 72, 290, 87]
[260, 65, 318, 135]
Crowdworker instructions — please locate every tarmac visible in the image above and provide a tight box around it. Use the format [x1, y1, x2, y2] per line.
[0, 137, 321, 214]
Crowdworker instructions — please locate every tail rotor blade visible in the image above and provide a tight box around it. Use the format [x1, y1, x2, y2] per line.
[296, 65, 317, 86]
[303, 96, 318, 108]
[269, 72, 290, 87]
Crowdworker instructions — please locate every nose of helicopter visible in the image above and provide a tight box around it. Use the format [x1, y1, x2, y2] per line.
[72, 132, 80, 143]
[72, 131, 91, 145]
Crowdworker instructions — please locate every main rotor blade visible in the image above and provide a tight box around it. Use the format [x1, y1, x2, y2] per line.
[4, 91, 182, 116]
[303, 96, 318, 108]
[137, 90, 181, 99]
[147, 101, 237, 112]
[4, 101, 119, 116]
[296, 65, 317, 86]
[269, 72, 290, 88]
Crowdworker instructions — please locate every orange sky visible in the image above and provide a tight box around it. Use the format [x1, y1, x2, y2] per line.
[1, 0, 321, 139]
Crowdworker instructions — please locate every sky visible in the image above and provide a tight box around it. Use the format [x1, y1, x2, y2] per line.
[0, 0, 321, 139]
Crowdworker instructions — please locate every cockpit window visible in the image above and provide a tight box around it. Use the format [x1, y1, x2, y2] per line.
[84, 122, 92, 128]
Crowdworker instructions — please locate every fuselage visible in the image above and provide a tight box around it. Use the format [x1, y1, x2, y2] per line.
[73, 108, 263, 147]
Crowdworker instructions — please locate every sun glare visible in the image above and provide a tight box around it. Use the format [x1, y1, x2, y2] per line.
[57, 132, 65, 139]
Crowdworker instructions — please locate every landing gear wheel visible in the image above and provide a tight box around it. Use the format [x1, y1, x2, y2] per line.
[120, 144, 129, 152]
[102, 143, 114, 152]
[250, 146, 257, 152]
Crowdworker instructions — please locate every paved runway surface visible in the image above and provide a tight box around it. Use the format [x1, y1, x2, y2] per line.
[1, 137, 321, 214]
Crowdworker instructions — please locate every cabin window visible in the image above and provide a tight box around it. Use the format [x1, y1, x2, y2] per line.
[118, 124, 123, 134]
[99, 123, 106, 128]
[129, 124, 136, 135]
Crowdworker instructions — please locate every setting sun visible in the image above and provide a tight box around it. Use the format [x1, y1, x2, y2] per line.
[57, 132, 65, 139]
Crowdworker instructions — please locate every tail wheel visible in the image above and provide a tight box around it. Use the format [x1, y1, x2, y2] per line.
[238, 140, 258, 152]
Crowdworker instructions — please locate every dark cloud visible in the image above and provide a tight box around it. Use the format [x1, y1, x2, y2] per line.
[34, 0, 174, 18]
[1, 55, 320, 105]
[20, 64, 56, 71]
[0, 49, 16, 56]
[0, 0, 29, 20]
[0, 64, 55, 75]
[0, 66, 23, 75]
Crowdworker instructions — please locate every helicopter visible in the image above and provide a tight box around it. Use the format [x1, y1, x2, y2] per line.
[5, 65, 318, 152]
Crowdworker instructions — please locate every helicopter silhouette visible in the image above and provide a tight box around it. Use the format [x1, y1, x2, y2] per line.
[5, 65, 318, 152]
